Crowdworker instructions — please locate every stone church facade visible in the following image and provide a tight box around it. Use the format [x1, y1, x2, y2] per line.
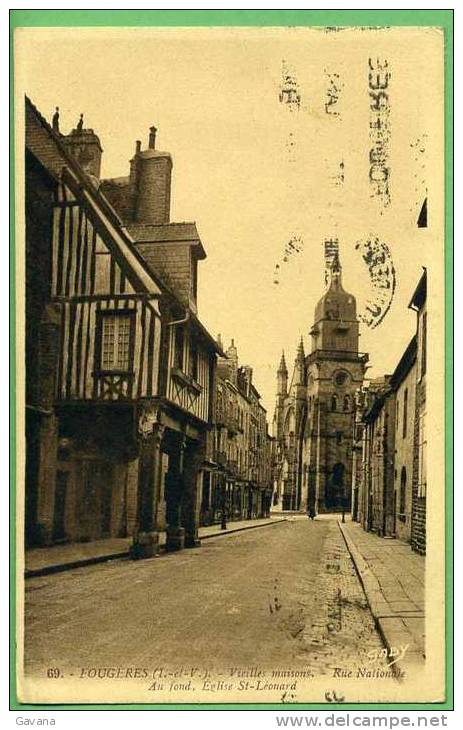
[272, 254, 368, 514]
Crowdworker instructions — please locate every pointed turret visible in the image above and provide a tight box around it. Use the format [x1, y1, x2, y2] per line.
[226, 338, 238, 385]
[277, 350, 288, 396]
[294, 337, 306, 386]
[275, 350, 288, 440]
[227, 338, 238, 363]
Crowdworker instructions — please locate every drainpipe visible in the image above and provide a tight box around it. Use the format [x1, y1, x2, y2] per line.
[167, 309, 190, 328]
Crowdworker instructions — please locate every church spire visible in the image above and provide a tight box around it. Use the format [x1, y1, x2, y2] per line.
[296, 336, 305, 362]
[277, 350, 288, 396]
[327, 250, 343, 291]
[294, 337, 306, 387]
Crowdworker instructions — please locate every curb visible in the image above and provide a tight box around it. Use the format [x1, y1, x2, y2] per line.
[25, 518, 287, 579]
[24, 550, 131, 579]
[201, 517, 287, 541]
[338, 521, 424, 679]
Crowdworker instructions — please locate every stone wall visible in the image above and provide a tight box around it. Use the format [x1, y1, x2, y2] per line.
[394, 362, 417, 543]
[100, 178, 137, 223]
[135, 155, 172, 225]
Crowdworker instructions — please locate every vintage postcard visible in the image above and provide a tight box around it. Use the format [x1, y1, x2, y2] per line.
[12, 11, 452, 709]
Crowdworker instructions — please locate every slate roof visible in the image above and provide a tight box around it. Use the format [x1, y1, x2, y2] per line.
[126, 222, 206, 259]
[389, 336, 417, 391]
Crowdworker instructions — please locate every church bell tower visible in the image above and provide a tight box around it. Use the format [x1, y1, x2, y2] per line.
[304, 252, 368, 513]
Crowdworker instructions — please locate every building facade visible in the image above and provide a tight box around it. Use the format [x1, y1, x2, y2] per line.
[355, 377, 396, 536]
[391, 338, 417, 542]
[272, 254, 368, 514]
[410, 272, 427, 555]
[352, 270, 427, 554]
[25, 98, 220, 556]
[200, 340, 272, 526]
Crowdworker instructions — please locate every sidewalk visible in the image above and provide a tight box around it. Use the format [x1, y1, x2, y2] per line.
[339, 518, 425, 677]
[24, 517, 286, 578]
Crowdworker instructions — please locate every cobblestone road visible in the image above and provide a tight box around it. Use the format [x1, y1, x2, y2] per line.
[24, 518, 388, 685]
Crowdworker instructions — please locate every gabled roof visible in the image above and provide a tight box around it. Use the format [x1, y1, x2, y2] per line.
[25, 96, 163, 296]
[389, 336, 417, 391]
[26, 96, 221, 354]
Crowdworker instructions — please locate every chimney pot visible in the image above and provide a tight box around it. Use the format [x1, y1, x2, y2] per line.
[149, 126, 157, 149]
[135, 140, 141, 154]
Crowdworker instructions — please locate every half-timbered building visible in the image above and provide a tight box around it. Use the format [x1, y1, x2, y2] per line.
[25, 98, 220, 556]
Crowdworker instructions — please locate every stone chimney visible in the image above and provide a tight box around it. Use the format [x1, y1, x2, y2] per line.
[240, 365, 253, 397]
[62, 113, 103, 179]
[131, 126, 172, 225]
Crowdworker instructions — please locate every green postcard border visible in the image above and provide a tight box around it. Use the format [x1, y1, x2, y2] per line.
[9, 8, 454, 713]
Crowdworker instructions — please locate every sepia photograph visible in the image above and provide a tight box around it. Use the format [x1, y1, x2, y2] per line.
[12, 12, 451, 708]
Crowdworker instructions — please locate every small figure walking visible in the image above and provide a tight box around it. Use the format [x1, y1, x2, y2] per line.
[307, 505, 316, 520]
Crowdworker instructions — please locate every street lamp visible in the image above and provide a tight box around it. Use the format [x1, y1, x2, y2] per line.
[341, 485, 347, 523]
[341, 443, 354, 523]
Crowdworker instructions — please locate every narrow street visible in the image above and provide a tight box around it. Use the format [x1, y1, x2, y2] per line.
[24, 517, 389, 696]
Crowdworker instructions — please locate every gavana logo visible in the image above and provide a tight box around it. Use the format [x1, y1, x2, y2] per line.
[16, 720, 56, 726]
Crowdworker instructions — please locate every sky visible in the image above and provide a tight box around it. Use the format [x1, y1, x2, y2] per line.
[15, 26, 444, 414]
